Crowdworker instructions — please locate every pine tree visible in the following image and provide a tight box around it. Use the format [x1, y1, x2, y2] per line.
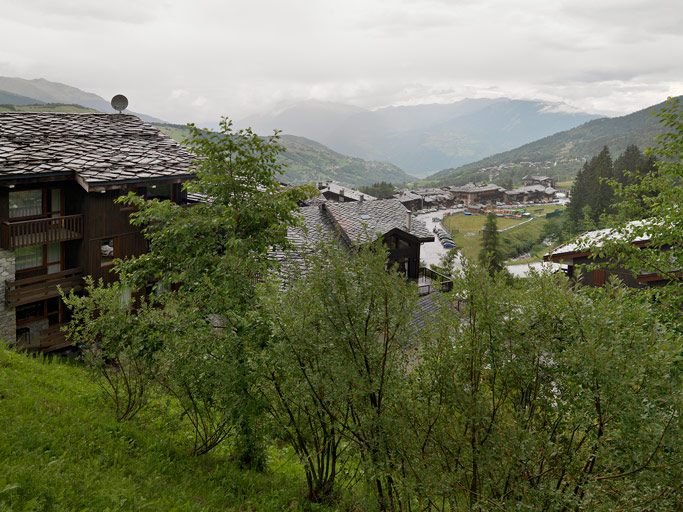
[568, 146, 613, 229]
[479, 213, 503, 275]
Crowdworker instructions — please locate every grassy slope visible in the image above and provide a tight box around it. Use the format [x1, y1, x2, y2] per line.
[442, 204, 563, 261]
[0, 349, 324, 512]
[424, 96, 679, 187]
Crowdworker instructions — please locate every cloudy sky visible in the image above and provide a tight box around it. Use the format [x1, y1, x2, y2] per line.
[0, 0, 681, 124]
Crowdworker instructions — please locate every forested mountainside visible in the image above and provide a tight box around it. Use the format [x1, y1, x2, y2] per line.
[156, 124, 414, 186]
[424, 96, 678, 186]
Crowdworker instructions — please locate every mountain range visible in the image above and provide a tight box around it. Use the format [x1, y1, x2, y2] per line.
[424, 96, 679, 186]
[238, 98, 600, 176]
[154, 124, 413, 186]
[0, 76, 162, 122]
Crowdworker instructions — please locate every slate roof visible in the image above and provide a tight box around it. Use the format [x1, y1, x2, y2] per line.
[0, 113, 194, 190]
[506, 184, 556, 196]
[546, 220, 651, 259]
[318, 181, 376, 202]
[324, 199, 434, 245]
[450, 182, 505, 193]
[272, 199, 434, 273]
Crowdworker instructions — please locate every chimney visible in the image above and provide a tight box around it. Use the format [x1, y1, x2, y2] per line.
[407, 211, 412, 232]
[359, 194, 365, 202]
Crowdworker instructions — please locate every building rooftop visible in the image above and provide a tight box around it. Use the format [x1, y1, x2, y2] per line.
[450, 182, 505, 193]
[324, 199, 434, 245]
[317, 181, 376, 202]
[0, 113, 194, 190]
[506, 184, 556, 195]
[546, 220, 651, 259]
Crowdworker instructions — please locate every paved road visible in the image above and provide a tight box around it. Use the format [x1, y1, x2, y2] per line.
[415, 208, 463, 268]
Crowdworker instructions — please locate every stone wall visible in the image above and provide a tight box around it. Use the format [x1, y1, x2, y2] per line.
[0, 249, 16, 345]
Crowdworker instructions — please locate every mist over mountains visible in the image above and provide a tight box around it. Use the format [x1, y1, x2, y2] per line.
[238, 98, 600, 177]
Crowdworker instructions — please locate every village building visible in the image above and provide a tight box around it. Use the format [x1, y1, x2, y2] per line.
[522, 175, 555, 188]
[392, 190, 423, 211]
[316, 181, 375, 202]
[414, 188, 454, 208]
[274, 198, 453, 295]
[544, 220, 668, 287]
[0, 113, 194, 351]
[449, 183, 505, 205]
[505, 184, 557, 203]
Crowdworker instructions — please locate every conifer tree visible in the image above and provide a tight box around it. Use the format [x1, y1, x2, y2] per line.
[478, 212, 503, 275]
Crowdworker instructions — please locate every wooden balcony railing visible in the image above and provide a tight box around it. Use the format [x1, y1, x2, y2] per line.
[14, 324, 72, 353]
[1, 214, 84, 249]
[417, 267, 454, 296]
[5, 267, 84, 307]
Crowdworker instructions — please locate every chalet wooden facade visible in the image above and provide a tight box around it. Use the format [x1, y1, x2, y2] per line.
[0, 113, 193, 351]
[543, 221, 668, 288]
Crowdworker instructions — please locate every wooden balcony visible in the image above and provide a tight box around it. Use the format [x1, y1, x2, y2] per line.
[417, 267, 454, 296]
[5, 268, 84, 307]
[1, 214, 84, 249]
[15, 324, 73, 353]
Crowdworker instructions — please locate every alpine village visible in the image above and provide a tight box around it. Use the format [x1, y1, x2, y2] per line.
[0, 3, 681, 511]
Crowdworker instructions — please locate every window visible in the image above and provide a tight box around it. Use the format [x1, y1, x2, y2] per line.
[9, 190, 43, 219]
[47, 243, 61, 274]
[15, 246, 42, 271]
[100, 238, 116, 267]
[49, 189, 61, 216]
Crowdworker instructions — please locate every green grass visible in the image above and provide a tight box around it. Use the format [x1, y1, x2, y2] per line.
[555, 179, 574, 189]
[0, 348, 333, 512]
[442, 204, 564, 262]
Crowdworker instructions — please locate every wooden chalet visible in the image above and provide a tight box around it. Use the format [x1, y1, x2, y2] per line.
[449, 183, 505, 205]
[316, 181, 376, 203]
[0, 113, 194, 351]
[504, 184, 557, 203]
[543, 220, 668, 287]
[522, 175, 555, 188]
[274, 199, 452, 295]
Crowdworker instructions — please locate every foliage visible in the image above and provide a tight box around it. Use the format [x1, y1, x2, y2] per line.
[61, 278, 159, 421]
[260, 242, 418, 510]
[0, 348, 332, 512]
[594, 97, 683, 324]
[568, 144, 656, 231]
[359, 181, 396, 199]
[66, 118, 314, 467]
[478, 213, 504, 274]
[404, 266, 682, 510]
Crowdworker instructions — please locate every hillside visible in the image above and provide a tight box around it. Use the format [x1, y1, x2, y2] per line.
[238, 98, 599, 176]
[0, 103, 98, 113]
[425, 96, 678, 186]
[0, 348, 322, 511]
[156, 124, 414, 186]
[0, 76, 164, 122]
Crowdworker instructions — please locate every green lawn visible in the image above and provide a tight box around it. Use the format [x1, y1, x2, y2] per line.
[0, 349, 331, 512]
[442, 204, 565, 262]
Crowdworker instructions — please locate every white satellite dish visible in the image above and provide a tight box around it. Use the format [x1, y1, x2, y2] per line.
[111, 94, 129, 113]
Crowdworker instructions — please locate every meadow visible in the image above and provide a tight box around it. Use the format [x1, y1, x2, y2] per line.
[0, 349, 337, 512]
[441, 204, 564, 261]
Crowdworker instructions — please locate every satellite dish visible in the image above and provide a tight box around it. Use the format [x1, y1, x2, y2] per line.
[111, 94, 128, 113]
